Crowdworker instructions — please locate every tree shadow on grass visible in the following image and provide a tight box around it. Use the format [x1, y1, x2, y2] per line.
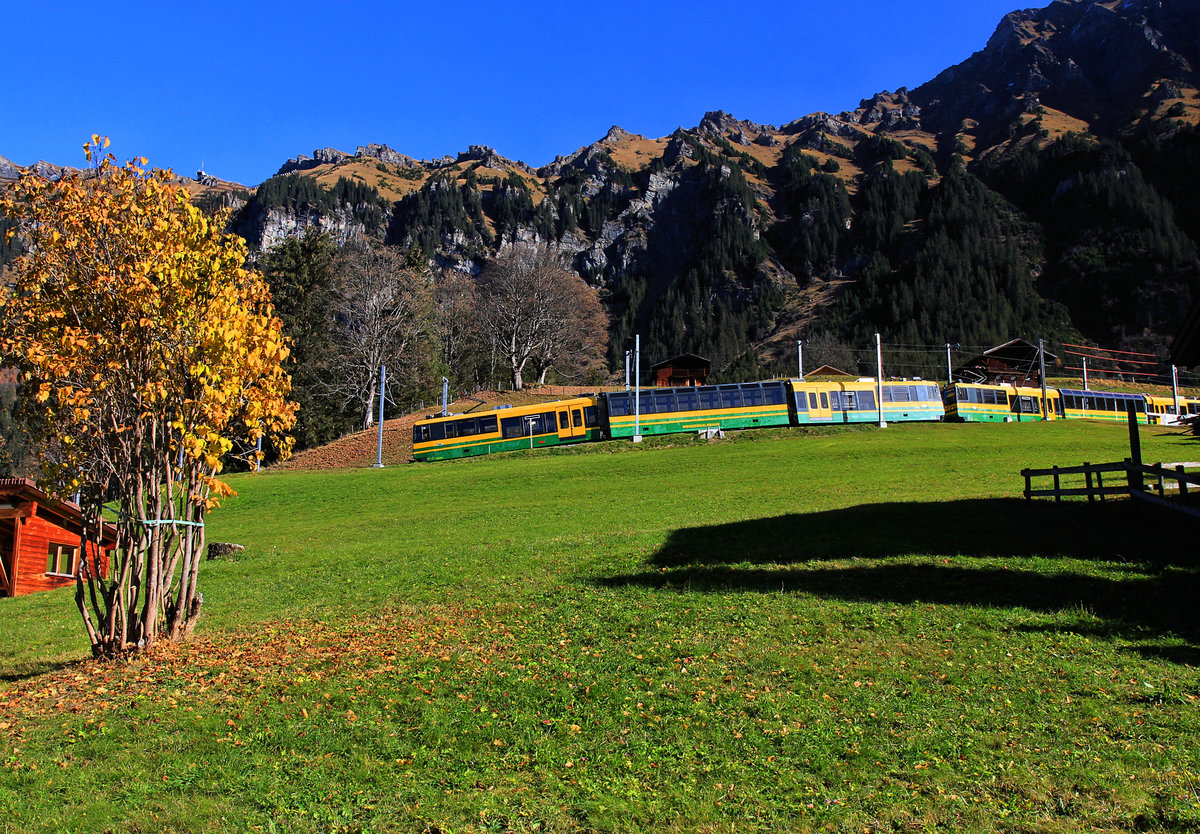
[597, 498, 1200, 661]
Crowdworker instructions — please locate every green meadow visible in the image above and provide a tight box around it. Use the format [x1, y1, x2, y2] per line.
[1, 420, 1198, 832]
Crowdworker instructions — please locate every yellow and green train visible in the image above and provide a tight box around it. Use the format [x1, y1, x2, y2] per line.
[413, 379, 945, 461]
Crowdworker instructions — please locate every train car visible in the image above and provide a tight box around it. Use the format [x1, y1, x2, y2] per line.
[1144, 393, 1200, 425]
[790, 380, 945, 424]
[412, 396, 603, 461]
[942, 383, 1062, 422]
[600, 380, 792, 438]
[1057, 388, 1149, 424]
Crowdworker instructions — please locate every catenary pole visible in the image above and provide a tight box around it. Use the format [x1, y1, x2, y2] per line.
[876, 333, 885, 428]
[373, 365, 386, 468]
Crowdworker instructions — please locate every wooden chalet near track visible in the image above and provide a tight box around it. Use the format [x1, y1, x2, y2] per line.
[954, 339, 1055, 386]
[0, 479, 116, 598]
[650, 354, 710, 387]
[803, 365, 854, 379]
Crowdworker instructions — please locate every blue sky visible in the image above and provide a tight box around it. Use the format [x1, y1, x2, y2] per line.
[5, 0, 1028, 186]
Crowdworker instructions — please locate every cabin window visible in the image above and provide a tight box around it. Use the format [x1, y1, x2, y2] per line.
[479, 415, 498, 434]
[698, 389, 720, 410]
[414, 425, 430, 443]
[47, 543, 78, 576]
[654, 392, 676, 413]
[795, 391, 808, 412]
[742, 386, 764, 407]
[829, 392, 842, 411]
[572, 409, 583, 428]
[559, 411, 569, 430]
[584, 406, 598, 427]
[808, 392, 818, 409]
[857, 391, 876, 411]
[676, 391, 699, 412]
[720, 388, 743, 409]
[819, 392, 829, 410]
[607, 395, 629, 417]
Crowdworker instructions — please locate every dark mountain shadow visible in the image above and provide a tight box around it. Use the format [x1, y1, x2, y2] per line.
[596, 498, 1200, 661]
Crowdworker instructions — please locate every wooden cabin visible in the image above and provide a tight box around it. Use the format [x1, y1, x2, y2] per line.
[650, 354, 711, 387]
[955, 339, 1057, 386]
[0, 479, 116, 598]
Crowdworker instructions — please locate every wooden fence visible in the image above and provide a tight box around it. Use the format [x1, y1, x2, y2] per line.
[1022, 460, 1200, 519]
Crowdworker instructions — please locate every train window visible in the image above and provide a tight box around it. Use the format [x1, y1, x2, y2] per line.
[677, 390, 699, 411]
[795, 391, 808, 411]
[442, 421, 458, 439]
[743, 386, 764, 407]
[480, 415, 498, 434]
[858, 391, 876, 411]
[699, 389, 720, 410]
[819, 392, 829, 410]
[891, 386, 911, 402]
[414, 425, 430, 442]
[501, 417, 523, 439]
[720, 388, 743, 409]
[764, 384, 786, 405]
[607, 395, 629, 417]
[584, 406, 598, 427]
[808, 392, 818, 409]
[654, 392, 676, 413]
[559, 411, 569, 429]
[830, 392, 842, 411]
[457, 417, 479, 437]
[572, 409, 582, 427]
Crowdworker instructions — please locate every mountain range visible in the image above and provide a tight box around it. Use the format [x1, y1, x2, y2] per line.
[6, 0, 1200, 378]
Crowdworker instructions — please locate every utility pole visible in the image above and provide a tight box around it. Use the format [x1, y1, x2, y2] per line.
[876, 333, 886, 428]
[624, 350, 631, 391]
[1082, 356, 1089, 390]
[633, 335, 642, 443]
[1172, 365, 1181, 415]
[797, 339, 804, 380]
[945, 343, 957, 386]
[1038, 339, 1049, 420]
[373, 365, 386, 468]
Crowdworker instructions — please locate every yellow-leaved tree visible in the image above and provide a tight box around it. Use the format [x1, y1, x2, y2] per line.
[0, 137, 296, 657]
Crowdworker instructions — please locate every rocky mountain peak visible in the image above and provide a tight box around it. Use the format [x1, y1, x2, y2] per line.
[456, 145, 535, 175]
[355, 143, 417, 168]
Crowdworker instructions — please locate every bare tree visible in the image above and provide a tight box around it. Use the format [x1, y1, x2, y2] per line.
[434, 270, 484, 389]
[474, 243, 609, 389]
[327, 243, 433, 428]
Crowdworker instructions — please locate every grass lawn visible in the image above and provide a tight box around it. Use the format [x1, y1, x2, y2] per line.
[1, 420, 1199, 832]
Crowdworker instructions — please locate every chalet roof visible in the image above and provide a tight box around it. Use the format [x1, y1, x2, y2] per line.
[0, 478, 118, 543]
[650, 353, 710, 370]
[961, 338, 1057, 369]
[804, 364, 853, 377]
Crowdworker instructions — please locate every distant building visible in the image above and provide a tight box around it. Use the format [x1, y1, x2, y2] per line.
[650, 354, 710, 388]
[804, 365, 854, 378]
[954, 339, 1055, 386]
[1, 479, 116, 598]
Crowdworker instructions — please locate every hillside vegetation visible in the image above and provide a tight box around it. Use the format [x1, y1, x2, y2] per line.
[1, 421, 1198, 831]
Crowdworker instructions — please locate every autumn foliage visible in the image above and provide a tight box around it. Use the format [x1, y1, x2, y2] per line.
[0, 137, 296, 657]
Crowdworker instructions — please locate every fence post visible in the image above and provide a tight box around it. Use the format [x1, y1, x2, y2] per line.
[1053, 466, 1061, 502]
[1023, 468, 1031, 500]
[1084, 462, 1094, 502]
[1178, 465, 1188, 498]
[1097, 468, 1105, 501]
[1156, 463, 1165, 495]
[1126, 402, 1145, 493]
